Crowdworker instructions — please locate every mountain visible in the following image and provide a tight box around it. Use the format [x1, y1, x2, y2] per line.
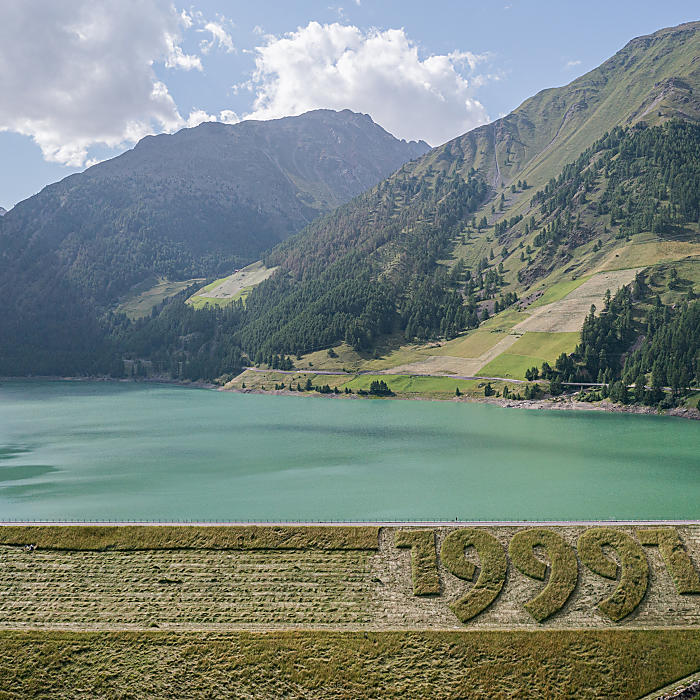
[0, 207, 6, 216]
[230, 22, 699, 362]
[413, 21, 700, 191]
[1, 22, 698, 384]
[0, 109, 429, 306]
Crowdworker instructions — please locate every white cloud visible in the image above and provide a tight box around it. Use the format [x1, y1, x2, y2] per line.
[199, 20, 235, 54]
[564, 59, 582, 70]
[0, 1, 232, 167]
[243, 22, 490, 146]
[165, 33, 203, 71]
[185, 109, 216, 127]
[219, 110, 241, 124]
[180, 9, 194, 29]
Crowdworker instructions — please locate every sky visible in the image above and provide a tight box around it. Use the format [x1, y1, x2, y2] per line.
[0, 1, 697, 211]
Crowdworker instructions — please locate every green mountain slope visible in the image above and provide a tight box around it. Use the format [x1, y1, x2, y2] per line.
[415, 21, 700, 190]
[0, 111, 428, 375]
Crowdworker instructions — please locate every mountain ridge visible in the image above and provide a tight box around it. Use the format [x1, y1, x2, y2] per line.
[0, 109, 429, 305]
[412, 20, 699, 191]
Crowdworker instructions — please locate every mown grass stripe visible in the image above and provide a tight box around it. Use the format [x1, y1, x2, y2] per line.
[0, 525, 380, 551]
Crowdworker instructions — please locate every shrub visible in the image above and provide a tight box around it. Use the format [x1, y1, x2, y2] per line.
[549, 378, 564, 396]
[369, 380, 394, 396]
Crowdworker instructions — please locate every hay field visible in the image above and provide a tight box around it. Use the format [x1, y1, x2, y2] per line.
[0, 524, 698, 632]
[382, 269, 637, 378]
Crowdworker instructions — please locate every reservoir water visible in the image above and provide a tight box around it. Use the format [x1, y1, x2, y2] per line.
[0, 380, 698, 521]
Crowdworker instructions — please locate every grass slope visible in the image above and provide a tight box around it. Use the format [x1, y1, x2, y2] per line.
[116, 277, 204, 319]
[187, 261, 277, 309]
[0, 525, 379, 551]
[479, 332, 579, 379]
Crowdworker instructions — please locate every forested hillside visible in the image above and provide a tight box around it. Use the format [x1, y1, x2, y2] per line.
[240, 171, 488, 356]
[229, 22, 699, 366]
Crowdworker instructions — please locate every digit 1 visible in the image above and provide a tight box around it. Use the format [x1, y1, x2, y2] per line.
[440, 529, 507, 623]
[395, 529, 440, 595]
[509, 528, 578, 622]
[577, 528, 649, 622]
[637, 528, 700, 594]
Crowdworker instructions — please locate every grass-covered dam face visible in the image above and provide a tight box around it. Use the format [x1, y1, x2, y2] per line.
[1, 524, 700, 698]
[1, 524, 697, 630]
[1, 381, 699, 521]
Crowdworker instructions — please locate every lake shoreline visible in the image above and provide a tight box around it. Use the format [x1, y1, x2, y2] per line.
[0, 375, 219, 391]
[224, 385, 700, 419]
[3, 375, 697, 420]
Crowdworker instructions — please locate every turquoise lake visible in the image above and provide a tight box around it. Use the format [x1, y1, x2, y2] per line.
[0, 380, 698, 521]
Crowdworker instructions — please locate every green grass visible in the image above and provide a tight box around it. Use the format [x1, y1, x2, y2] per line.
[229, 371, 523, 400]
[187, 262, 277, 309]
[528, 276, 591, 309]
[506, 331, 580, 360]
[478, 332, 579, 379]
[598, 237, 700, 271]
[116, 277, 204, 319]
[3, 629, 699, 698]
[340, 374, 479, 396]
[0, 525, 379, 551]
[685, 391, 700, 410]
[192, 276, 228, 295]
[480, 308, 524, 332]
[433, 310, 523, 359]
[478, 353, 546, 380]
[187, 292, 232, 310]
[432, 329, 506, 359]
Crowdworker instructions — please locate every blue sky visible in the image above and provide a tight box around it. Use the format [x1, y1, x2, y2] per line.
[0, 1, 697, 211]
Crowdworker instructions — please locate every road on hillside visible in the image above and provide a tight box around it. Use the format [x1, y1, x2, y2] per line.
[243, 366, 530, 383]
